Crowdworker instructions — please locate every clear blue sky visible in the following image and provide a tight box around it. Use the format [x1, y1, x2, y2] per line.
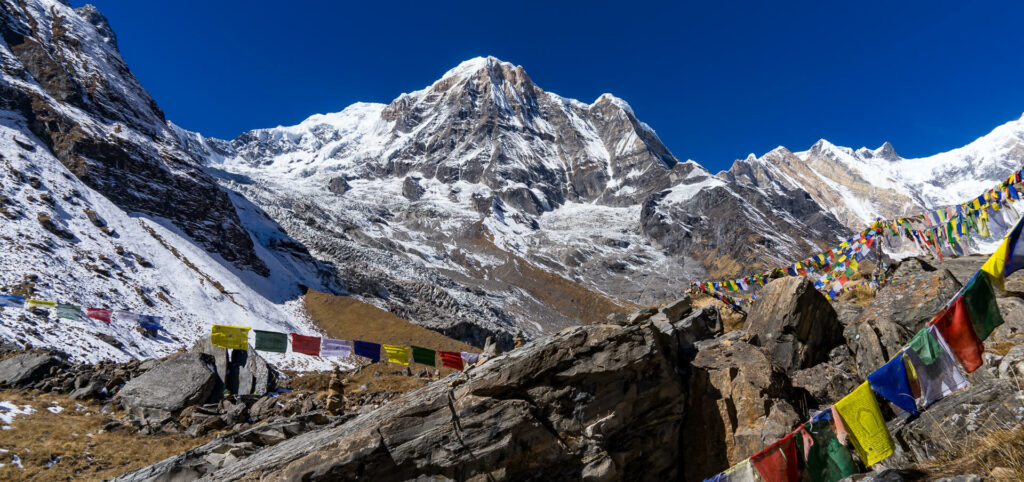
[85, 0, 1024, 172]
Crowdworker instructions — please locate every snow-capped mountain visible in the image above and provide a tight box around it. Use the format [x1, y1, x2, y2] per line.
[3, 0, 1021, 361]
[192, 56, 851, 338]
[722, 115, 1024, 230]
[0, 0, 346, 368]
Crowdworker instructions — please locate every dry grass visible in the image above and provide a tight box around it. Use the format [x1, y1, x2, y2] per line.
[473, 228, 638, 324]
[0, 390, 210, 481]
[837, 284, 877, 306]
[915, 424, 1024, 480]
[286, 363, 433, 395]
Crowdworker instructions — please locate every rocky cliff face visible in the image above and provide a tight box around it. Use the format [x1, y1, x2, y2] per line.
[0, 0, 266, 275]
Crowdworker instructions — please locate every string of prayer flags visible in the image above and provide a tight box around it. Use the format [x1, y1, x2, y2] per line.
[833, 382, 895, 467]
[439, 351, 464, 371]
[962, 271, 1004, 341]
[211, 325, 250, 350]
[253, 330, 288, 353]
[320, 338, 352, 358]
[291, 333, 321, 356]
[353, 340, 381, 362]
[0, 294, 25, 308]
[25, 299, 56, 309]
[750, 434, 799, 482]
[85, 308, 112, 323]
[411, 346, 436, 366]
[384, 344, 409, 365]
[932, 297, 984, 373]
[867, 350, 919, 416]
[56, 303, 84, 321]
[139, 315, 162, 330]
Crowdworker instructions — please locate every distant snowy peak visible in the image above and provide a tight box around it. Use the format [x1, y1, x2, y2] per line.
[726, 112, 1024, 230]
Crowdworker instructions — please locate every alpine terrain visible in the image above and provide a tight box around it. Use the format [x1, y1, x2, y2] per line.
[1, 1, 1024, 480]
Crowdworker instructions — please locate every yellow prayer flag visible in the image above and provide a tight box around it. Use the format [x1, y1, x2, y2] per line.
[383, 344, 409, 365]
[981, 238, 1009, 291]
[211, 324, 250, 350]
[25, 299, 56, 309]
[834, 382, 895, 466]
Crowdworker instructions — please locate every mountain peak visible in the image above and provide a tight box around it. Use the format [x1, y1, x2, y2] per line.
[440, 56, 519, 81]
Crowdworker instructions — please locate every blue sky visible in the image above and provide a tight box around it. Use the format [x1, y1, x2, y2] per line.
[86, 0, 1024, 172]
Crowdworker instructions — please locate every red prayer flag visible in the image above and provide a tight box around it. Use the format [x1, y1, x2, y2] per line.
[439, 351, 464, 371]
[290, 333, 321, 356]
[751, 434, 799, 482]
[85, 308, 112, 323]
[932, 298, 984, 372]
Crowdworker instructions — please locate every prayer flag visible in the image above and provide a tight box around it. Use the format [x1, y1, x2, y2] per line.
[439, 350, 464, 371]
[384, 344, 409, 365]
[115, 310, 140, 324]
[139, 315, 162, 330]
[962, 271, 1004, 341]
[353, 340, 381, 362]
[801, 420, 860, 482]
[0, 294, 25, 308]
[903, 327, 969, 407]
[908, 328, 941, 365]
[320, 338, 352, 357]
[56, 303, 84, 321]
[291, 333, 322, 356]
[25, 299, 55, 309]
[211, 325, 250, 350]
[85, 308, 112, 323]
[254, 330, 287, 353]
[932, 297, 984, 373]
[867, 349, 919, 415]
[411, 346, 436, 366]
[834, 382, 895, 467]
[750, 434, 799, 482]
[461, 352, 481, 366]
[721, 459, 760, 482]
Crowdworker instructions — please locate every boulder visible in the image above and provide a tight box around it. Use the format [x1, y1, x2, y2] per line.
[0, 352, 61, 387]
[190, 338, 229, 398]
[658, 296, 693, 322]
[682, 340, 808, 481]
[989, 297, 1024, 343]
[791, 344, 861, 406]
[120, 352, 218, 417]
[226, 347, 276, 396]
[744, 277, 844, 372]
[121, 321, 692, 481]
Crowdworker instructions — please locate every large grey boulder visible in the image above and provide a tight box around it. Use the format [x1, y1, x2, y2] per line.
[744, 276, 844, 372]
[119, 352, 218, 418]
[0, 352, 61, 387]
[120, 320, 692, 481]
[189, 338, 277, 398]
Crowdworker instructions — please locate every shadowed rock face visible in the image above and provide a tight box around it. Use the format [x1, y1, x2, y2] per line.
[744, 277, 845, 372]
[0, 0, 268, 276]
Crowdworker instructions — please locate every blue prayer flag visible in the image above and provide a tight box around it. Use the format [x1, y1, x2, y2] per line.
[867, 349, 919, 416]
[0, 294, 26, 308]
[353, 340, 381, 362]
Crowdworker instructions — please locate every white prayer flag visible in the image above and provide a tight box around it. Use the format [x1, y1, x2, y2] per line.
[320, 338, 352, 357]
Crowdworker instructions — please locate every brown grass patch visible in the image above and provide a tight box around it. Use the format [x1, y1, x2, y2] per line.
[286, 362, 432, 395]
[304, 290, 476, 353]
[474, 229, 638, 324]
[0, 390, 210, 481]
[915, 424, 1024, 480]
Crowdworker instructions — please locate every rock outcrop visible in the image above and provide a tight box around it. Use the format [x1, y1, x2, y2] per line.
[744, 276, 845, 372]
[0, 351, 62, 387]
[119, 352, 218, 428]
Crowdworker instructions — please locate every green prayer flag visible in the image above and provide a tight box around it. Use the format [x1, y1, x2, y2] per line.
[908, 328, 942, 365]
[56, 303, 83, 321]
[253, 330, 288, 353]
[963, 272, 1004, 341]
[803, 420, 861, 482]
[411, 345, 436, 366]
